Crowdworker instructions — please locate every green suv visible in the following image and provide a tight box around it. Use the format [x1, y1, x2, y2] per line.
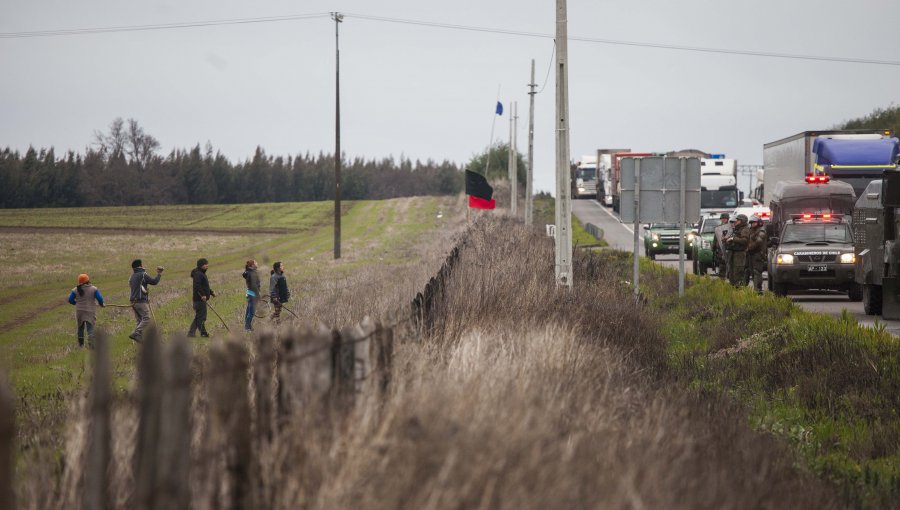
[690, 216, 719, 274]
[644, 223, 690, 260]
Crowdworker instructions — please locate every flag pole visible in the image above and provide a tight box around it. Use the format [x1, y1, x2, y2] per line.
[486, 84, 501, 179]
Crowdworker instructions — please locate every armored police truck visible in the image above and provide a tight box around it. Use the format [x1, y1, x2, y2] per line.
[767, 178, 859, 298]
[853, 171, 900, 317]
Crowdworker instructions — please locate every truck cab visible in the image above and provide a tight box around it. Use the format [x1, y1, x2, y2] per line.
[767, 178, 859, 298]
[572, 156, 598, 199]
[700, 156, 740, 217]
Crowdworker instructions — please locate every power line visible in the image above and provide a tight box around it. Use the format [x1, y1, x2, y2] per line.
[3, 11, 899, 68]
[0, 13, 331, 39]
[343, 13, 900, 67]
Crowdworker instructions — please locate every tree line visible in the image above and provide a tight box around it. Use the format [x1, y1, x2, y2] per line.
[0, 118, 465, 208]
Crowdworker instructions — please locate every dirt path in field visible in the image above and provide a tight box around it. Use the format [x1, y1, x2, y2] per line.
[0, 226, 297, 236]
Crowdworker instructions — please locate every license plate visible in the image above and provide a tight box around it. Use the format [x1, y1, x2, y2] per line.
[808, 265, 828, 272]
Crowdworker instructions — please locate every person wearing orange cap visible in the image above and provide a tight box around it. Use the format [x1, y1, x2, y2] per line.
[68, 274, 105, 348]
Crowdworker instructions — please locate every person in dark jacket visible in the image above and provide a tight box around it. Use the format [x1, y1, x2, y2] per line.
[269, 261, 290, 323]
[188, 258, 215, 337]
[129, 259, 163, 343]
[242, 259, 261, 331]
[68, 273, 104, 348]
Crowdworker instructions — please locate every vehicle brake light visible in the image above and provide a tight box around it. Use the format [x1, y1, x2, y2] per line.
[805, 174, 829, 183]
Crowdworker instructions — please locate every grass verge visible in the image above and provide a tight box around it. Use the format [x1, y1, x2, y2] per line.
[647, 266, 900, 508]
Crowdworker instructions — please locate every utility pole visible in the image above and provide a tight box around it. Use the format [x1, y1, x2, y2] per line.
[511, 102, 518, 216]
[332, 11, 343, 260]
[555, 0, 573, 288]
[526, 59, 536, 226]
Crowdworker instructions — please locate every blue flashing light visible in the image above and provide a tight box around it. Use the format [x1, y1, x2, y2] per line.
[709, 154, 725, 159]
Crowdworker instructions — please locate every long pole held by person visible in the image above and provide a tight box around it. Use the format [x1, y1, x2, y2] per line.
[332, 11, 343, 260]
[486, 87, 502, 179]
[555, 0, 573, 289]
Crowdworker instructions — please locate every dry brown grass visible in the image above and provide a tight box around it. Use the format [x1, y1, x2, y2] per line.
[13, 215, 842, 509]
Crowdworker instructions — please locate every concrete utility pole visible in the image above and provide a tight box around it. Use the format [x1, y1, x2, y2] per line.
[555, 0, 573, 288]
[526, 59, 536, 226]
[511, 102, 518, 216]
[332, 11, 343, 260]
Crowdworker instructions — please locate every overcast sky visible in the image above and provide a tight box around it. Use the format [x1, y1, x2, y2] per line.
[2, 0, 899, 195]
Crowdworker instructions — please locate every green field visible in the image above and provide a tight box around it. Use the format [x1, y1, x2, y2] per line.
[0, 197, 463, 404]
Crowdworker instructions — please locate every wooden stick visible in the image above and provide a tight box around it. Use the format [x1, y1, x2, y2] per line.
[206, 301, 231, 332]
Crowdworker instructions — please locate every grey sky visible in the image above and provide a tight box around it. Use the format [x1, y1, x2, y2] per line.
[2, 0, 899, 196]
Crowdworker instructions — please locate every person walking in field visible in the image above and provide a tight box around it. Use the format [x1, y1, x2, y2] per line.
[68, 273, 104, 348]
[188, 258, 215, 337]
[129, 260, 163, 343]
[269, 261, 290, 323]
[242, 259, 260, 332]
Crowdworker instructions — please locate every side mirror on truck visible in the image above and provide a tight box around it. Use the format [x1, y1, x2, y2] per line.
[883, 170, 900, 207]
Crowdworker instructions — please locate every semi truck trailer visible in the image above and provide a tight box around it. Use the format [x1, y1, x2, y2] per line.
[762, 130, 898, 204]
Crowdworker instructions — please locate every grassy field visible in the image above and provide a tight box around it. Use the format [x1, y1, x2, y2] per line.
[0, 197, 462, 408]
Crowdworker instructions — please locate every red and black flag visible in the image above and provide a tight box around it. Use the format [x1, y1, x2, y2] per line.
[465, 169, 496, 209]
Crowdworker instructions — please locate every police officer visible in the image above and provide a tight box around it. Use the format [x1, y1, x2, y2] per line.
[725, 213, 751, 286]
[745, 215, 768, 292]
[713, 212, 731, 278]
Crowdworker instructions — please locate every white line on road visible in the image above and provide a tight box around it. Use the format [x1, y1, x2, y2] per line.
[590, 199, 634, 234]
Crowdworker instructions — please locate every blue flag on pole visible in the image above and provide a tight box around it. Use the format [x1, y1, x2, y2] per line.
[495, 101, 503, 116]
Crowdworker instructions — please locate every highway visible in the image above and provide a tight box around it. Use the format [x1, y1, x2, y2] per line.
[572, 198, 900, 336]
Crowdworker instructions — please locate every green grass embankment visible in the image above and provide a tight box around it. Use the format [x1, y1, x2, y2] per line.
[644, 267, 900, 508]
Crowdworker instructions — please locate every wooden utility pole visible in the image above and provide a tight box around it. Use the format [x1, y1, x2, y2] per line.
[332, 12, 344, 260]
[555, 0, 573, 288]
[526, 59, 536, 226]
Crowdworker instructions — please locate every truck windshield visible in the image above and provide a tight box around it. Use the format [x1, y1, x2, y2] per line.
[576, 168, 596, 180]
[649, 223, 678, 229]
[781, 223, 851, 244]
[701, 190, 738, 209]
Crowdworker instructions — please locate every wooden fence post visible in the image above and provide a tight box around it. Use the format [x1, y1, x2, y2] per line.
[209, 340, 252, 510]
[155, 337, 192, 510]
[277, 325, 332, 424]
[354, 317, 377, 393]
[253, 331, 276, 510]
[134, 327, 163, 510]
[370, 322, 394, 396]
[84, 331, 111, 510]
[0, 372, 14, 510]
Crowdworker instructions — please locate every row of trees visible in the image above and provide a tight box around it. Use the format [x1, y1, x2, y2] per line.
[0, 118, 468, 208]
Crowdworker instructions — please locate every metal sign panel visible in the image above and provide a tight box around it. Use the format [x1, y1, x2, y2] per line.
[619, 157, 701, 223]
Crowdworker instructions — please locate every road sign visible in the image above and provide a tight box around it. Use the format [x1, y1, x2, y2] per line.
[619, 157, 701, 223]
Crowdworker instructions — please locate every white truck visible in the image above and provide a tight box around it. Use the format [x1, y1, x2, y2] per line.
[699, 155, 740, 219]
[572, 155, 598, 199]
[596, 148, 629, 207]
[762, 130, 897, 204]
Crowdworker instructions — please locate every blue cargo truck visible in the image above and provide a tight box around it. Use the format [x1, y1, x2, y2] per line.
[762, 130, 899, 204]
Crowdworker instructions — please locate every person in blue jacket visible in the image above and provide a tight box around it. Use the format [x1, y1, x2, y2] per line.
[68, 273, 104, 348]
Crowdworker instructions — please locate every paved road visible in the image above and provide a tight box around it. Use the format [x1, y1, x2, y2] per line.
[572, 198, 900, 335]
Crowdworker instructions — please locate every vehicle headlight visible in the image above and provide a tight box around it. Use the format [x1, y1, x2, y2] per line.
[578, 187, 585, 192]
[651, 233, 660, 241]
[840, 252, 856, 264]
[776, 253, 794, 265]
[686, 232, 696, 241]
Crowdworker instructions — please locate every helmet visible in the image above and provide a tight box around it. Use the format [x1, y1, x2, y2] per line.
[719, 212, 730, 220]
[77, 274, 90, 285]
[749, 214, 760, 224]
[735, 213, 749, 223]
